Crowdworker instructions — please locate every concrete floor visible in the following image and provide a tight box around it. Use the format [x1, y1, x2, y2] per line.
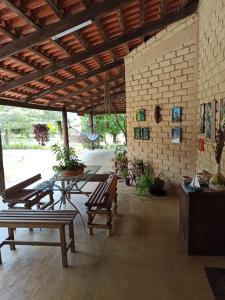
[0, 150, 224, 300]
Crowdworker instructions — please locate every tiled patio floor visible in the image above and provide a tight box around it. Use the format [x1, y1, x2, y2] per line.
[0, 149, 223, 300]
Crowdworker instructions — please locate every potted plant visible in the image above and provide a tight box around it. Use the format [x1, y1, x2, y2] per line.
[51, 144, 86, 176]
[136, 164, 154, 196]
[149, 173, 167, 196]
[136, 165, 167, 196]
[122, 168, 130, 186]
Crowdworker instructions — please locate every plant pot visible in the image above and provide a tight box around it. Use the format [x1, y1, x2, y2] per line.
[149, 185, 167, 196]
[125, 177, 130, 186]
[59, 167, 84, 177]
[209, 163, 225, 191]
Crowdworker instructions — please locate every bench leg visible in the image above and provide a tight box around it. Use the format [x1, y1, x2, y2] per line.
[114, 191, 118, 214]
[0, 249, 2, 264]
[8, 228, 16, 250]
[107, 211, 112, 237]
[59, 225, 68, 268]
[87, 212, 93, 235]
[69, 223, 75, 253]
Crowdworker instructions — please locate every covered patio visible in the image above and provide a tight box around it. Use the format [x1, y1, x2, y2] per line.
[1, 150, 224, 300]
[1, 0, 225, 299]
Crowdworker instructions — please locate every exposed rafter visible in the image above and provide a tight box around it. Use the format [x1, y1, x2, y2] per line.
[45, 0, 64, 19]
[117, 10, 129, 54]
[139, 0, 145, 43]
[0, 1, 198, 94]
[25, 59, 124, 102]
[2, 0, 40, 30]
[0, 0, 135, 61]
[47, 73, 124, 105]
[160, 0, 167, 18]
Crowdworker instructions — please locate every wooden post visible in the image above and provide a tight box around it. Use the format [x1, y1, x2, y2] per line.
[62, 110, 69, 147]
[89, 112, 94, 134]
[89, 112, 94, 150]
[0, 130, 5, 194]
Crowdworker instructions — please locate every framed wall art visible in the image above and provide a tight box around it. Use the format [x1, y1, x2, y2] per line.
[136, 109, 146, 121]
[171, 107, 182, 123]
[134, 127, 142, 140]
[199, 103, 205, 134]
[205, 102, 212, 140]
[220, 98, 225, 127]
[142, 128, 150, 140]
[171, 128, 181, 144]
[211, 99, 216, 142]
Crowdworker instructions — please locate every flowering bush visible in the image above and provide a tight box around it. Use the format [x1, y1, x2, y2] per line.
[33, 124, 49, 146]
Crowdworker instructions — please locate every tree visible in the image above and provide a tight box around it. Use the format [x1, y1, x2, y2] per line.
[0, 106, 61, 144]
[81, 114, 127, 144]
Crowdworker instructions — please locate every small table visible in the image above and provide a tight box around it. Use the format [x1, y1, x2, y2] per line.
[33, 165, 101, 231]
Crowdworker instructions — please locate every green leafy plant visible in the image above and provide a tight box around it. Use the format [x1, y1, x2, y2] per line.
[122, 168, 129, 177]
[51, 144, 85, 173]
[136, 164, 154, 196]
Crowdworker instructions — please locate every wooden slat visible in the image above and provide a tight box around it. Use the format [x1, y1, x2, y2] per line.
[0, 2, 198, 94]
[3, 240, 61, 247]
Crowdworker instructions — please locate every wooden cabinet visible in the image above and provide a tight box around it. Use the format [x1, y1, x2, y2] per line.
[179, 184, 225, 255]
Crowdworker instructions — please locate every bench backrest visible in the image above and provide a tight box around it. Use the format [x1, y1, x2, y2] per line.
[105, 175, 117, 208]
[85, 174, 117, 209]
[2, 174, 41, 199]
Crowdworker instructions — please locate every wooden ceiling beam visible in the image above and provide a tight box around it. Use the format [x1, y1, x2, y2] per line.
[2, 0, 40, 30]
[26, 59, 124, 101]
[140, 0, 145, 43]
[80, 92, 125, 112]
[64, 84, 125, 106]
[0, 0, 135, 61]
[160, 0, 167, 18]
[47, 73, 124, 105]
[0, 1, 198, 93]
[117, 10, 129, 54]
[1, 1, 69, 68]
[0, 98, 76, 112]
[45, 0, 64, 19]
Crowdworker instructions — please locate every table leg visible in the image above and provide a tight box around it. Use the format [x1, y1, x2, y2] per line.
[8, 228, 16, 250]
[62, 181, 66, 204]
[66, 197, 86, 233]
[69, 223, 75, 253]
[59, 225, 68, 268]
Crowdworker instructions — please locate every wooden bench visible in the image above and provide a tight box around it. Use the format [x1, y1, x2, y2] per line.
[0, 210, 78, 268]
[2, 174, 54, 210]
[85, 174, 117, 236]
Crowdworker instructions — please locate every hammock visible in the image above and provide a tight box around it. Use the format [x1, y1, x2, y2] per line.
[69, 126, 99, 144]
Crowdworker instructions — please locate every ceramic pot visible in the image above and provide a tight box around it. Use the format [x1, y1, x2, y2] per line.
[209, 163, 225, 191]
[59, 167, 84, 177]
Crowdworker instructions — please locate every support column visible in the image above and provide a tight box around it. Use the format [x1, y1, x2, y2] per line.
[89, 112, 94, 150]
[0, 130, 5, 194]
[62, 110, 69, 147]
[89, 112, 94, 134]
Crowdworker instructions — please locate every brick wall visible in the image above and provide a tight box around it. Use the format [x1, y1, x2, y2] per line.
[197, 0, 225, 174]
[125, 15, 198, 181]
